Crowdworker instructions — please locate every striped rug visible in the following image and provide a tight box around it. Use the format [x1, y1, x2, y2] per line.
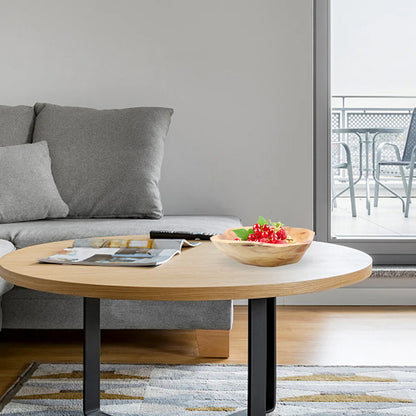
[1, 363, 415, 415]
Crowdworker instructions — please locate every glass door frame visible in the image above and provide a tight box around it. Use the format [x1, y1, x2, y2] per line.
[313, 0, 416, 264]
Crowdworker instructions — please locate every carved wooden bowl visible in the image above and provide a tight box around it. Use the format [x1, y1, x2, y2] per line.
[210, 226, 315, 267]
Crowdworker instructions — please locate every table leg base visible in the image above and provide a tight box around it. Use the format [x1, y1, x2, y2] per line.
[231, 408, 276, 416]
[84, 411, 112, 416]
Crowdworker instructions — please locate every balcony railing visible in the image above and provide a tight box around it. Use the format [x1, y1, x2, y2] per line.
[332, 95, 416, 180]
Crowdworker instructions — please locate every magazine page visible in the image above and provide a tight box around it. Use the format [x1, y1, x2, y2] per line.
[151, 239, 200, 250]
[72, 238, 199, 250]
[39, 238, 200, 267]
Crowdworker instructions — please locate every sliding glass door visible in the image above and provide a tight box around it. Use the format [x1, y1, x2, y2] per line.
[331, 0, 416, 238]
[314, 0, 416, 263]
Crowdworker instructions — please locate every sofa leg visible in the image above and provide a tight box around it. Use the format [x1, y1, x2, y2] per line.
[195, 329, 230, 358]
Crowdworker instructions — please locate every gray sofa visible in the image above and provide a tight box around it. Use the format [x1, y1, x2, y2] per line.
[0, 216, 240, 330]
[0, 104, 241, 356]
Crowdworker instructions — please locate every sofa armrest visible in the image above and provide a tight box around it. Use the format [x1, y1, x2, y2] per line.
[0, 239, 16, 296]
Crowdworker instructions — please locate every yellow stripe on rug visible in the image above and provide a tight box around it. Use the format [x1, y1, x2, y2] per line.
[33, 371, 149, 380]
[15, 391, 144, 401]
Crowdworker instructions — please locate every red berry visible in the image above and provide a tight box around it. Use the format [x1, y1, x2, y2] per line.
[261, 231, 269, 239]
[253, 223, 261, 233]
[234, 238, 240, 241]
[276, 228, 287, 240]
[263, 224, 270, 232]
[247, 233, 256, 241]
[253, 224, 262, 237]
[260, 238, 269, 243]
[275, 240, 288, 244]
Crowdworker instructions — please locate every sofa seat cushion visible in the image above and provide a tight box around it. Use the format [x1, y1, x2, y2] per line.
[0, 215, 241, 249]
[33, 103, 173, 219]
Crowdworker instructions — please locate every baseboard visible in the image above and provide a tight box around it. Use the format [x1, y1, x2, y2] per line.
[280, 287, 416, 305]
[233, 281, 416, 306]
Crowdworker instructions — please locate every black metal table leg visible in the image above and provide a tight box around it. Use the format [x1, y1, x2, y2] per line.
[233, 297, 277, 416]
[266, 297, 276, 413]
[83, 296, 275, 416]
[248, 298, 268, 416]
[83, 297, 111, 416]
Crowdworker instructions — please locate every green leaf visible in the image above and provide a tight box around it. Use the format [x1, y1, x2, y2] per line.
[247, 228, 254, 234]
[233, 228, 250, 240]
[257, 216, 267, 226]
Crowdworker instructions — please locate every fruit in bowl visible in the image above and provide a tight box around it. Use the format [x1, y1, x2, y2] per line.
[210, 216, 315, 267]
[233, 217, 292, 244]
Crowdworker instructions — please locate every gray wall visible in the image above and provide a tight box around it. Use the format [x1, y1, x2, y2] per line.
[0, 0, 313, 226]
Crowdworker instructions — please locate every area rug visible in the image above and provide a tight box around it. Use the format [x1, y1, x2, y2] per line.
[1, 364, 416, 415]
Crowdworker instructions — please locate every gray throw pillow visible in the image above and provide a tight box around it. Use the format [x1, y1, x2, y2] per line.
[0, 105, 34, 146]
[0, 141, 69, 223]
[33, 103, 173, 219]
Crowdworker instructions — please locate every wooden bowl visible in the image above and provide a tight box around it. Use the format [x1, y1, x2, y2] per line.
[210, 226, 315, 267]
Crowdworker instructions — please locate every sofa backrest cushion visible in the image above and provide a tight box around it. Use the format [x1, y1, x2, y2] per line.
[32, 103, 173, 219]
[0, 105, 34, 146]
[0, 141, 69, 223]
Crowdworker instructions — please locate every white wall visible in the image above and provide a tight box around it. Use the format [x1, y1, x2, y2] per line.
[0, 0, 313, 226]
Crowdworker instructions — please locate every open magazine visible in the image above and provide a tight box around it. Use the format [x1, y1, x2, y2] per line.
[39, 238, 200, 267]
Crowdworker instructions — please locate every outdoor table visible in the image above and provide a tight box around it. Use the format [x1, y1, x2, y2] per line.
[332, 127, 405, 215]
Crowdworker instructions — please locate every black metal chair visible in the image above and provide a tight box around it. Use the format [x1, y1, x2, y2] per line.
[332, 142, 357, 217]
[374, 108, 416, 217]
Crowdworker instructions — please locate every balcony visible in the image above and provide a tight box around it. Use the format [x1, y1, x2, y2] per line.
[331, 95, 416, 238]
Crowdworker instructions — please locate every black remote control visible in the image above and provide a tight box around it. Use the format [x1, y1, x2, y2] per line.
[149, 230, 214, 240]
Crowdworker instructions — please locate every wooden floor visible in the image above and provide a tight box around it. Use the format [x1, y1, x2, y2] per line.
[1, 306, 416, 397]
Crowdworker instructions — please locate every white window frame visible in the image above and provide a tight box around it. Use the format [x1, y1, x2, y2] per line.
[313, 0, 416, 264]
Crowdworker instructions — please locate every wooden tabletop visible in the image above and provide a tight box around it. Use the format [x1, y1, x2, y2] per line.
[0, 237, 372, 301]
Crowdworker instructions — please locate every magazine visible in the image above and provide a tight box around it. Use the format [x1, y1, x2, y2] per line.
[39, 238, 200, 267]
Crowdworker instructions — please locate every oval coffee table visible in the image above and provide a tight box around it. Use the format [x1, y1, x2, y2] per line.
[0, 237, 372, 416]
